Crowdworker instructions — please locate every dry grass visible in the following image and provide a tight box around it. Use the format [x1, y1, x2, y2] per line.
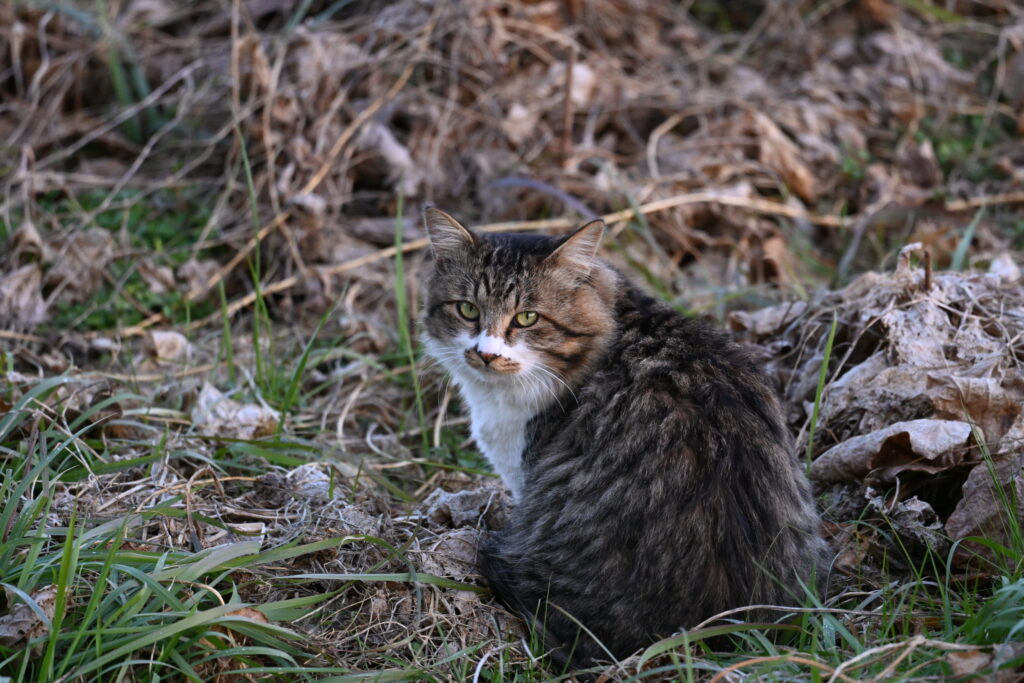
[2, 0, 1024, 680]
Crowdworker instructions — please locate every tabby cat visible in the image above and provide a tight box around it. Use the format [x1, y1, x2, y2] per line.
[419, 207, 828, 668]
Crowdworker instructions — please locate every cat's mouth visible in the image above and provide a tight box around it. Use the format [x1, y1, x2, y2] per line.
[463, 348, 522, 375]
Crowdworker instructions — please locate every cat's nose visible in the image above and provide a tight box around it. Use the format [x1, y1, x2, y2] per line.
[475, 350, 499, 364]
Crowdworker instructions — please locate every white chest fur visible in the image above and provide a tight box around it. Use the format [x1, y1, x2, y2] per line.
[422, 333, 557, 501]
[455, 378, 540, 501]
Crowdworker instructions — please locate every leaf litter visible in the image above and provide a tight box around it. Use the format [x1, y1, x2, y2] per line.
[732, 247, 1024, 570]
[1, 0, 1024, 678]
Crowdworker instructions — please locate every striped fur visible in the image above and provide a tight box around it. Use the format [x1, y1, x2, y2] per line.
[419, 208, 829, 668]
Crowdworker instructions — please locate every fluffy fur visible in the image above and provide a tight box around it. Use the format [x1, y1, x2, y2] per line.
[419, 207, 829, 668]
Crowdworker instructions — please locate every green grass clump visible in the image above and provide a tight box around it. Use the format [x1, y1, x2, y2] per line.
[0, 379, 341, 681]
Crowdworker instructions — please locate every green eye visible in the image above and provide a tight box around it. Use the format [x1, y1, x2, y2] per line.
[457, 301, 480, 320]
[513, 311, 539, 328]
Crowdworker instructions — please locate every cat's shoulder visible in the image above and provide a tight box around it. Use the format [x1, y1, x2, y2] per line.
[611, 285, 757, 375]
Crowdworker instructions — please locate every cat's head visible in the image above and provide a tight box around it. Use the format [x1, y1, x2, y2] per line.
[419, 208, 617, 395]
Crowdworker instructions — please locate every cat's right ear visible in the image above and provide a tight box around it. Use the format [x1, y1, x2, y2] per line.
[423, 207, 477, 260]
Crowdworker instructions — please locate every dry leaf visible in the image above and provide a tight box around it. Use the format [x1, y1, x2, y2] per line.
[502, 102, 538, 145]
[866, 490, 947, 557]
[751, 111, 818, 202]
[177, 258, 220, 298]
[947, 649, 994, 679]
[45, 228, 114, 303]
[947, 643, 1024, 682]
[137, 260, 176, 294]
[11, 220, 45, 260]
[810, 419, 972, 485]
[0, 584, 61, 650]
[191, 383, 280, 439]
[417, 528, 481, 581]
[945, 451, 1024, 548]
[422, 485, 512, 529]
[927, 374, 1024, 452]
[356, 122, 424, 198]
[0, 264, 47, 329]
[728, 300, 808, 337]
[225, 607, 268, 624]
[989, 254, 1021, 284]
[145, 330, 189, 363]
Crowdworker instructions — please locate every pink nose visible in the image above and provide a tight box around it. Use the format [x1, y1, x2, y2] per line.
[476, 350, 499, 364]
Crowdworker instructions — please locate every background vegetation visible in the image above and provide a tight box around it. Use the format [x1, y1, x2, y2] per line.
[1, 0, 1023, 680]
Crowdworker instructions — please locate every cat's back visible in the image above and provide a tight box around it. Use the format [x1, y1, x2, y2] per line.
[487, 283, 826, 665]
[527, 283, 790, 482]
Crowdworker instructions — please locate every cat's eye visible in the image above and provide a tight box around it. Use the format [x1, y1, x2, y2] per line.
[456, 301, 480, 320]
[513, 311, 539, 328]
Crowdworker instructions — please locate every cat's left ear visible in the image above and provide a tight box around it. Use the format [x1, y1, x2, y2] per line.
[547, 219, 605, 277]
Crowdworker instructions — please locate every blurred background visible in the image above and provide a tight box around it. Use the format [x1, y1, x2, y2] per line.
[2, 0, 1021, 344]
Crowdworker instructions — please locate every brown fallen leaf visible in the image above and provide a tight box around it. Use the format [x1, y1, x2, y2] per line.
[198, 607, 271, 683]
[947, 643, 1024, 682]
[866, 490, 948, 558]
[988, 254, 1021, 284]
[191, 383, 280, 439]
[750, 111, 818, 202]
[44, 228, 114, 303]
[0, 584, 62, 651]
[948, 648, 995, 680]
[137, 259, 176, 295]
[0, 263, 47, 329]
[810, 419, 973, 485]
[503, 102, 540, 145]
[945, 451, 1024, 552]
[927, 374, 1024, 454]
[422, 485, 512, 530]
[177, 258, 221, 299]
[728, 300, 808, 337]
[356, 121, 424, 198]
[417, 527, 482, 581]
[145, 330, 190, 363]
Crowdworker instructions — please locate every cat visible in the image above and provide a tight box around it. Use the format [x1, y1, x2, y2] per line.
[419, 207, 829, 670]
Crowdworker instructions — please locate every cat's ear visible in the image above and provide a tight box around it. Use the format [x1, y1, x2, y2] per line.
[547, 219, 605, 277]
[423, 207, 477, 260]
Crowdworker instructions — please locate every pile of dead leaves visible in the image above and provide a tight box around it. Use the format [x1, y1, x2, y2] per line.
[732, 247, 1024, 574]
[2, 0, 1023, 337]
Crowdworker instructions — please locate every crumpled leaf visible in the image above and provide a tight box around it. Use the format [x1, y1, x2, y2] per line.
[178, 258, 221, 299]
[810, 419, 973, 485]
[866, 489, 948, 557]
[988, 254, 1021, 284]
[728, 300, 808, 337]
[503, 102, 539, 145]
[927, 374, 1024, 453]
[945, 447, 1024, 548]
[45, 228, 114, 303]
[0, 264, 47, 329]
[137, 259, 176, 294]
[191, 383, 279, 439]
[417, 528, 481, 581]
[145, 330, 190, 363]
[750, 111, 818, 202]
[422, 485, 511, 530]
[356, 122, 424, 198]
[0, 585, 61, 649]
[947, 643, 1024, 683]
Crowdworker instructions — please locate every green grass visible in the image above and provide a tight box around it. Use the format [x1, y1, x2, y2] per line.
[0, 383, 329, 680]
[8, 189, 219, 331]
[805, 312, 839, 469]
